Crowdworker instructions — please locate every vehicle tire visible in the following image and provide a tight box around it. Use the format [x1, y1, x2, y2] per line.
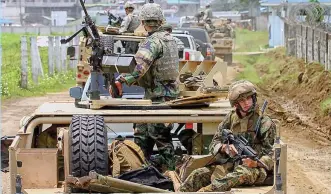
[69, 115, 109, 178]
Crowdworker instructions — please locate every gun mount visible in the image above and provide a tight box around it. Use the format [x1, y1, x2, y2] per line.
[61, 0, 148, 106]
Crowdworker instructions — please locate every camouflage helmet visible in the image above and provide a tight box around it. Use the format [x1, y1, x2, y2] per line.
[139, 3, 164, 25]
[124, 1, 135, 9]
[161, 23, 173, 31]
[228, 80, 257, 107]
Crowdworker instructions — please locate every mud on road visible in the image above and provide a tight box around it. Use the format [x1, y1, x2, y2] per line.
[253, 50, 331, 194]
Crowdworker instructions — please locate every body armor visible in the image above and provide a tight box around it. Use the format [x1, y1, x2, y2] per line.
[138, 31, 179, 88]
[151, 31, 179, 81]
[126, 13, 140, 33]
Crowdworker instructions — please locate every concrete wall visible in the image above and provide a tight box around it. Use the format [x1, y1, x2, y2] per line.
[1, 5, 25, 24]
[2, 25, 80, 35]
[256, 15, 268, 31]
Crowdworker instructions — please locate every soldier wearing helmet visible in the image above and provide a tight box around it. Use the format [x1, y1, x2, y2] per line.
[204, 18, 215, 36]
[194, 9, 205, 23]
[111, 3, 179, 171]
[203, 4, 213, 21]
[161, 23, 185, 53]
[119, 1, 140, 34]
[179, 80, 276, 192]
[118, 1, 140, 53]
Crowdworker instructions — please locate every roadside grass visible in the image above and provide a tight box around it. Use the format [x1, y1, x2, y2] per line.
[1, 33, 75, 100]
[320, 98, 331, 115]
[234, 29, 269, 52]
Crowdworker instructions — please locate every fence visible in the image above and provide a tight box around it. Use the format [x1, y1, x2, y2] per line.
[20, 35, 79, 88]
[284, 21, 331, 71]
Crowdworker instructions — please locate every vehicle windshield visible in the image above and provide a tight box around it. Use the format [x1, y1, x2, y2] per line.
[178, 28, 209, 43]
[95, 14, 109, 26]
[173, 35, 190, 49]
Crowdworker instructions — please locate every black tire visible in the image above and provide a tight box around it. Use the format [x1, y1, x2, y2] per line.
[69, 115, 108, 177]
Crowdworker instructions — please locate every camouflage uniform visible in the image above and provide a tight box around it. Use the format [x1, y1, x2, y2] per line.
[119, 2, 140, 53]
[203, 6, 213, 21]
[179, 80, 276, 192]
[204, 19, 215, 37]
[119, 3, 179, 170]
[161, 23, 185, 52]
[119, 13, 140, 33]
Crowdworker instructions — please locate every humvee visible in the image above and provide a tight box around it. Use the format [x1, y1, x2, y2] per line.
[186, 20, 234, 66]
[1, 99, 287, 194]
[0, 1, 286, 193]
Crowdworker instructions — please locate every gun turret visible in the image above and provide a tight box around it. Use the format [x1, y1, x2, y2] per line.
[61, 0, 121, 99]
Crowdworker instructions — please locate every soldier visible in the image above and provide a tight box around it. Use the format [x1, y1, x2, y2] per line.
[203, 4, 213, 21]
[110, 3, 179, 171]
[194, 9, 205, 23]
[225, 18, 235, 38]
[161, 23, 185, 52]
[204, 18, 215, 36]
[119, 1, 140, 53]
[119, 1, 140, 33]
[179, 80, 276, 192]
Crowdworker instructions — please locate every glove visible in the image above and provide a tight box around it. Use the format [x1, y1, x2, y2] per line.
[220, 144, 238, 157]
[109, 81, 123, 98]
[242, 158, 258, 168]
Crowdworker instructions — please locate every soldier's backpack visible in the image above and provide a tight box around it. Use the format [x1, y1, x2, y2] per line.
[108, 139, 147, 177]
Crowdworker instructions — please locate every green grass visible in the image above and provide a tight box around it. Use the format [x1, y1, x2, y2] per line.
[234, 29, 269, 52]
[1, 33, 76, 99]
[320, 98, 331, 115]
[234, 54, 273, 84]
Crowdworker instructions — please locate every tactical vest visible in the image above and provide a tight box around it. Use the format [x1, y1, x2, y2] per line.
[229, 110, 264, 155]
[138, 31, 179, 88]
[127, 14, 140, 33]
[152, 31, 179, 81]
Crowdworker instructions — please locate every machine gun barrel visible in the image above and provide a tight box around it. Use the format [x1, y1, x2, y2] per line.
[79, 0, 89, 17]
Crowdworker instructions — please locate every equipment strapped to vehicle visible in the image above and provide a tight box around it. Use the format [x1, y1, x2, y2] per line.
[109, 139, 148, 177]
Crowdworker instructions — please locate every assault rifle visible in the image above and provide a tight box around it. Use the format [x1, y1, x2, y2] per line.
[222, 129, 269, 170]
[60, 0, 120, 99]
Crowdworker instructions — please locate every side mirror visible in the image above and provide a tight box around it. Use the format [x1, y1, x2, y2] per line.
[66, 46, 76, 58]
[69, 86, 83, 100]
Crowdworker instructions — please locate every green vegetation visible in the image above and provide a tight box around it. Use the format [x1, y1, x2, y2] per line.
[320, 98, 331, 115]
[1, 33, 75, 99]
[234, 29, 269, 52]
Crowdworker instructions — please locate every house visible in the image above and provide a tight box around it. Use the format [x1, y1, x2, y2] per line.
[261, 0, 331, 48]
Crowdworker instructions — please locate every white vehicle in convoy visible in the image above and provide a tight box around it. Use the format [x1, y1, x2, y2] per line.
[172, 30, 204, 61]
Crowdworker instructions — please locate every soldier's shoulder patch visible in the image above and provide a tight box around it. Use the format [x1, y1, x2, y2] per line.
[139, 38, 154, 50]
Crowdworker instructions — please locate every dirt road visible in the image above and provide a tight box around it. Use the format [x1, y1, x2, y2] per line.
[1, 91, 72, 193]
[1, 63, 331, 193]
